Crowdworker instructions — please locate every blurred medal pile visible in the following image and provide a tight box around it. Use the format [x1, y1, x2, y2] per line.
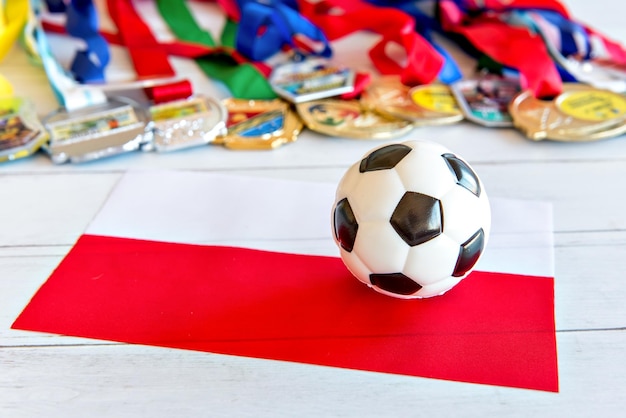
[3, 0, 626, 164]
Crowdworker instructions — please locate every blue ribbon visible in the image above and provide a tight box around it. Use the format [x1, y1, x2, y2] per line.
[31, 0, 107, 110]
[529, 10, 591, 60]
[45, 0, 110, 83]
[43, 0, 66, 13]
[235, 0, 331, 61]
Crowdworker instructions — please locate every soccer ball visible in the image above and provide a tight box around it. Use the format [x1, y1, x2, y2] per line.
[331, 140, 491, 299]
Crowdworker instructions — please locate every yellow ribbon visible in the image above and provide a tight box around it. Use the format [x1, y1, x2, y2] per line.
[0, 0, 29, 96]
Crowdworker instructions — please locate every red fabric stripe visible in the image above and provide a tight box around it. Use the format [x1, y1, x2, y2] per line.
[12, 234, 558, 392]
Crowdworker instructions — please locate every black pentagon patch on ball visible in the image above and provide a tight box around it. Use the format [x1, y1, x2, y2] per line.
[452, 228, 485, 277]
[390, 192, 443, 246]
[442, 153, 481, 197]
[333, 198, 358, 252]
[370, 272, 422, 295]
[359, 143, 412, 173]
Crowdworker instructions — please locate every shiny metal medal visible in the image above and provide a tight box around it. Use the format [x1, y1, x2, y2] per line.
[509, 83, 626, 141]
[0, 97, 47, 162]
[361, 76, 463, 126]
[451, 76, 521, 127]
[216, 99, 302, 150]
[43, 98, 148, 164]
[144, 96, 227, 152]
[296, 99, 414, 139]
[270, 58, 355, 103]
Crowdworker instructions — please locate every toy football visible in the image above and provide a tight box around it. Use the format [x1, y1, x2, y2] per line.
[331, 140, 491, 299]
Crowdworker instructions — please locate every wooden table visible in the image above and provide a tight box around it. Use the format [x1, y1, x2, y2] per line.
[1, 1, 625, 416]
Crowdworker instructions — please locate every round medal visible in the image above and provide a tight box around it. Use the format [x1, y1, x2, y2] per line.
[509, 83, 626, 141]
[361, 76, 463, 126]
[296, 99, 414, 139]
[217, 99, 303, 150]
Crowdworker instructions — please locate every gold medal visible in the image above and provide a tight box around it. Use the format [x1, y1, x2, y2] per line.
[216, 99, 303, 150]
[509, 83, 626, 141]
[0, 97, 47, 163]
[361, 76, 463, 126]
[296, 99, 414, 140]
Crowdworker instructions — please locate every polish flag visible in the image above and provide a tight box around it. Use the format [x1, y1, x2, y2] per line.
[12, 170, 558, 392]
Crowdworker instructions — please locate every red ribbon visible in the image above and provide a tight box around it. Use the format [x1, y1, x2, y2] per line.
[439, 0, 563, 98]
[105, 0, 192, 102]
[297, 0, 445, 86]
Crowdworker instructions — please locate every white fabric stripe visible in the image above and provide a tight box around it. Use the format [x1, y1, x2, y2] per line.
[86, 170, 554, 277]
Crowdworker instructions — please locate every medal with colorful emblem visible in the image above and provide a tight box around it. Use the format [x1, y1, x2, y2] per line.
[270, 58, 356, 103]
[42, 98, 148, 164]
[216, 99, 303, 150]
[509, 83, 626, 141]
[361, 76, 463, 126]
[0, 97, 47, 162]
[296, 99, 414, 139]
[451, 75, 521, 128]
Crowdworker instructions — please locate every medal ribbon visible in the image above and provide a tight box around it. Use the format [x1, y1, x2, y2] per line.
[365, 0, 462, 84]
[438, 0, 563, 98]
[30, 0, 107, 111]
[297, 0, 445, 86]
[44, 0, 110, 83]
[155, 0, 276, 99]
[235, 0, 332, 61]
[105, 0, 192, 103]
[505, 10, 587, 83]
[507, 7, 626, 83]
[0, 0, 29, 96]
[65, 0, 110, 83]
[40, 3, 276, 99]
[439, 0, 626, 97]
[217, 0, 371, 98]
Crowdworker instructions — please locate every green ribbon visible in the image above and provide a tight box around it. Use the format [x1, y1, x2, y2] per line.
[156, 0, 276, 99]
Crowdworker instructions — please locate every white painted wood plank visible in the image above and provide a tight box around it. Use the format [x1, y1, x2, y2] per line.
[1, 330, 625, 417]
[0, 173, 121, 247]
